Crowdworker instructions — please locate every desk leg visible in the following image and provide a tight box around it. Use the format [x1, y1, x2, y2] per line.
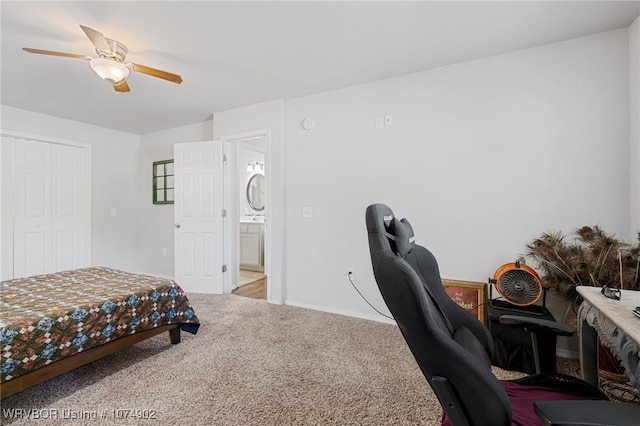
[580, 318, 599, 388]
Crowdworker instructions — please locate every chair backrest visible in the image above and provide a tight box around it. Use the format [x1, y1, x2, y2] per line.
[365, 203, 512, 426]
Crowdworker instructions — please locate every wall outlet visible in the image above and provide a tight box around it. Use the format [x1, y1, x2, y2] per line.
[302, 206, 313, 218]
[162, 248, 167, 257]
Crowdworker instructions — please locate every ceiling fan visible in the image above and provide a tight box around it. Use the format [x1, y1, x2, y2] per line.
[23, 25, 182, 92]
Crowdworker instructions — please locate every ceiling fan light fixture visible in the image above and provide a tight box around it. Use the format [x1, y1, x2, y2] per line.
[24, 25, 182, 92]
[89, 58, 129, 83]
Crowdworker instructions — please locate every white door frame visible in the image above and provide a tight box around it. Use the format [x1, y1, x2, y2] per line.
[220, 129, 271, 297]
[1, 131, 92, 279]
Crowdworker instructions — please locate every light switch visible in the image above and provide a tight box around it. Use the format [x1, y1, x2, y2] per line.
[110, 208, 117, 217]
[375, 116, 384, 129]
[302, 206, 313, 218]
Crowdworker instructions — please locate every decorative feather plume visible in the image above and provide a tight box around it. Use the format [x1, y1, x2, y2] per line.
[525, 226, 639, 302]
[576, 226, 594, 241]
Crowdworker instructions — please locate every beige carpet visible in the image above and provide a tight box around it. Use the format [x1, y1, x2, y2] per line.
[2, 294, 527, 425]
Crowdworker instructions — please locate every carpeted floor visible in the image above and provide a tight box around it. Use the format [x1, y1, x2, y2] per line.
[2, 294, 531, 425]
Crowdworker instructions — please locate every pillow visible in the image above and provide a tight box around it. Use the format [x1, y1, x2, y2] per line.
[388, 218, 415, 257]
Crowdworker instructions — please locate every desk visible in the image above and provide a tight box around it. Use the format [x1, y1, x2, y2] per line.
[577, 286, 640, 390]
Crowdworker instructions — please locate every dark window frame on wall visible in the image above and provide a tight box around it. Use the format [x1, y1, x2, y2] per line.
[153, 160, 174, 204]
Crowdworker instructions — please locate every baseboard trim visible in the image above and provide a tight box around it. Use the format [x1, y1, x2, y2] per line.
[284, 299, 396, 325]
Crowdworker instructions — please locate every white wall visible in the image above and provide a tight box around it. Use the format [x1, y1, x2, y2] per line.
[136, 120, 213, 277]
[282, 29, 631, 327]
[630, 16, 640, 237]
[1, 105, 140, 276]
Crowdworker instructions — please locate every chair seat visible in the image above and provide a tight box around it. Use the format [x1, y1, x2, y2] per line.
[441, 381, 603, 426]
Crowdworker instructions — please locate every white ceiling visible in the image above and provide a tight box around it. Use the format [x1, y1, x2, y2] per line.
[2, 1, 639, 135]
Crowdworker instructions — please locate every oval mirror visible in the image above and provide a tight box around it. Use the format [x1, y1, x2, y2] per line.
[247, 174, 265, 211]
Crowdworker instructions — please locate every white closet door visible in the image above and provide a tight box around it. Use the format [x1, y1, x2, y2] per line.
[13, 139, 53, 277]
[51, 143, 85, 272]
[13, 139, 88, 278]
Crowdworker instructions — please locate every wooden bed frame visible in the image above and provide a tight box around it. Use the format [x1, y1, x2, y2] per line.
[0, 324, 181, 399]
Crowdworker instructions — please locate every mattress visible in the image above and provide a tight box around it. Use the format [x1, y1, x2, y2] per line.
[0, 267, 200, 383]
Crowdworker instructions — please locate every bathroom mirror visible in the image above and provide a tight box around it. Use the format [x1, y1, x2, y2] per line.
[247, 174, 265, 211]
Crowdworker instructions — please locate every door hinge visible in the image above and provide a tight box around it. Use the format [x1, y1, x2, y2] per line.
[222, 209, 227, 217]
[223, 154, 227, 163]
[222, 264, 227, 272]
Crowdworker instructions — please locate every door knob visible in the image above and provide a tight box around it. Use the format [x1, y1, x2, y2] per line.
[174, 223, 181, 228]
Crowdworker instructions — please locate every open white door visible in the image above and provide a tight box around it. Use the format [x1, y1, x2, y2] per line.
[174, 141, 224, 293]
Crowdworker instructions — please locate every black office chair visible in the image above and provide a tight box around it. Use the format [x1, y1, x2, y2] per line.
[365, 203, 640, 426]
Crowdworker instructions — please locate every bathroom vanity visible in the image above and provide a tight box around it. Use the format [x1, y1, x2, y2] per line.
[239, 217, 264, 272]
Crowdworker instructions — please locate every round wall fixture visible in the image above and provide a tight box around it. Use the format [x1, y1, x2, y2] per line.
[301, 118, 316, 130]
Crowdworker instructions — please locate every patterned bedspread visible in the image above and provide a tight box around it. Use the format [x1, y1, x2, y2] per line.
[0, 267, 200, 383]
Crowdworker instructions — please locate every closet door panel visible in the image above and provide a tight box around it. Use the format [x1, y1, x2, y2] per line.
[24, 232, 47, 274]
[51, 144, 85, 271]
[13, 140, 52, 277]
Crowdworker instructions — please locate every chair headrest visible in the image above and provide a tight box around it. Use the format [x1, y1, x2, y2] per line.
[387, 217, 415, 257]
[365, 203, 415, 257]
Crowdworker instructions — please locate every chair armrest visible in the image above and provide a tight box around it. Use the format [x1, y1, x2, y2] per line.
[499, 314, 575, 336]
[534, 400, 640, 426]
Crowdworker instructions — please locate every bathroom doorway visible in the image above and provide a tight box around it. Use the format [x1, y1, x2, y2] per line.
[221, 131, 269, 300]
[235, 143, 267, 299]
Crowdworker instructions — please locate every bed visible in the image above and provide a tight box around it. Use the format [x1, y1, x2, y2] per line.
[0, 267, 200, 398]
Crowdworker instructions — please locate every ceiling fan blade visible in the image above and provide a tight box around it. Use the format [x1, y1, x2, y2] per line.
[80, 25, 111, 52]
[23, 47, 91, 60]
[130, 63, 182, 84]
[113, 79, 131, 92]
